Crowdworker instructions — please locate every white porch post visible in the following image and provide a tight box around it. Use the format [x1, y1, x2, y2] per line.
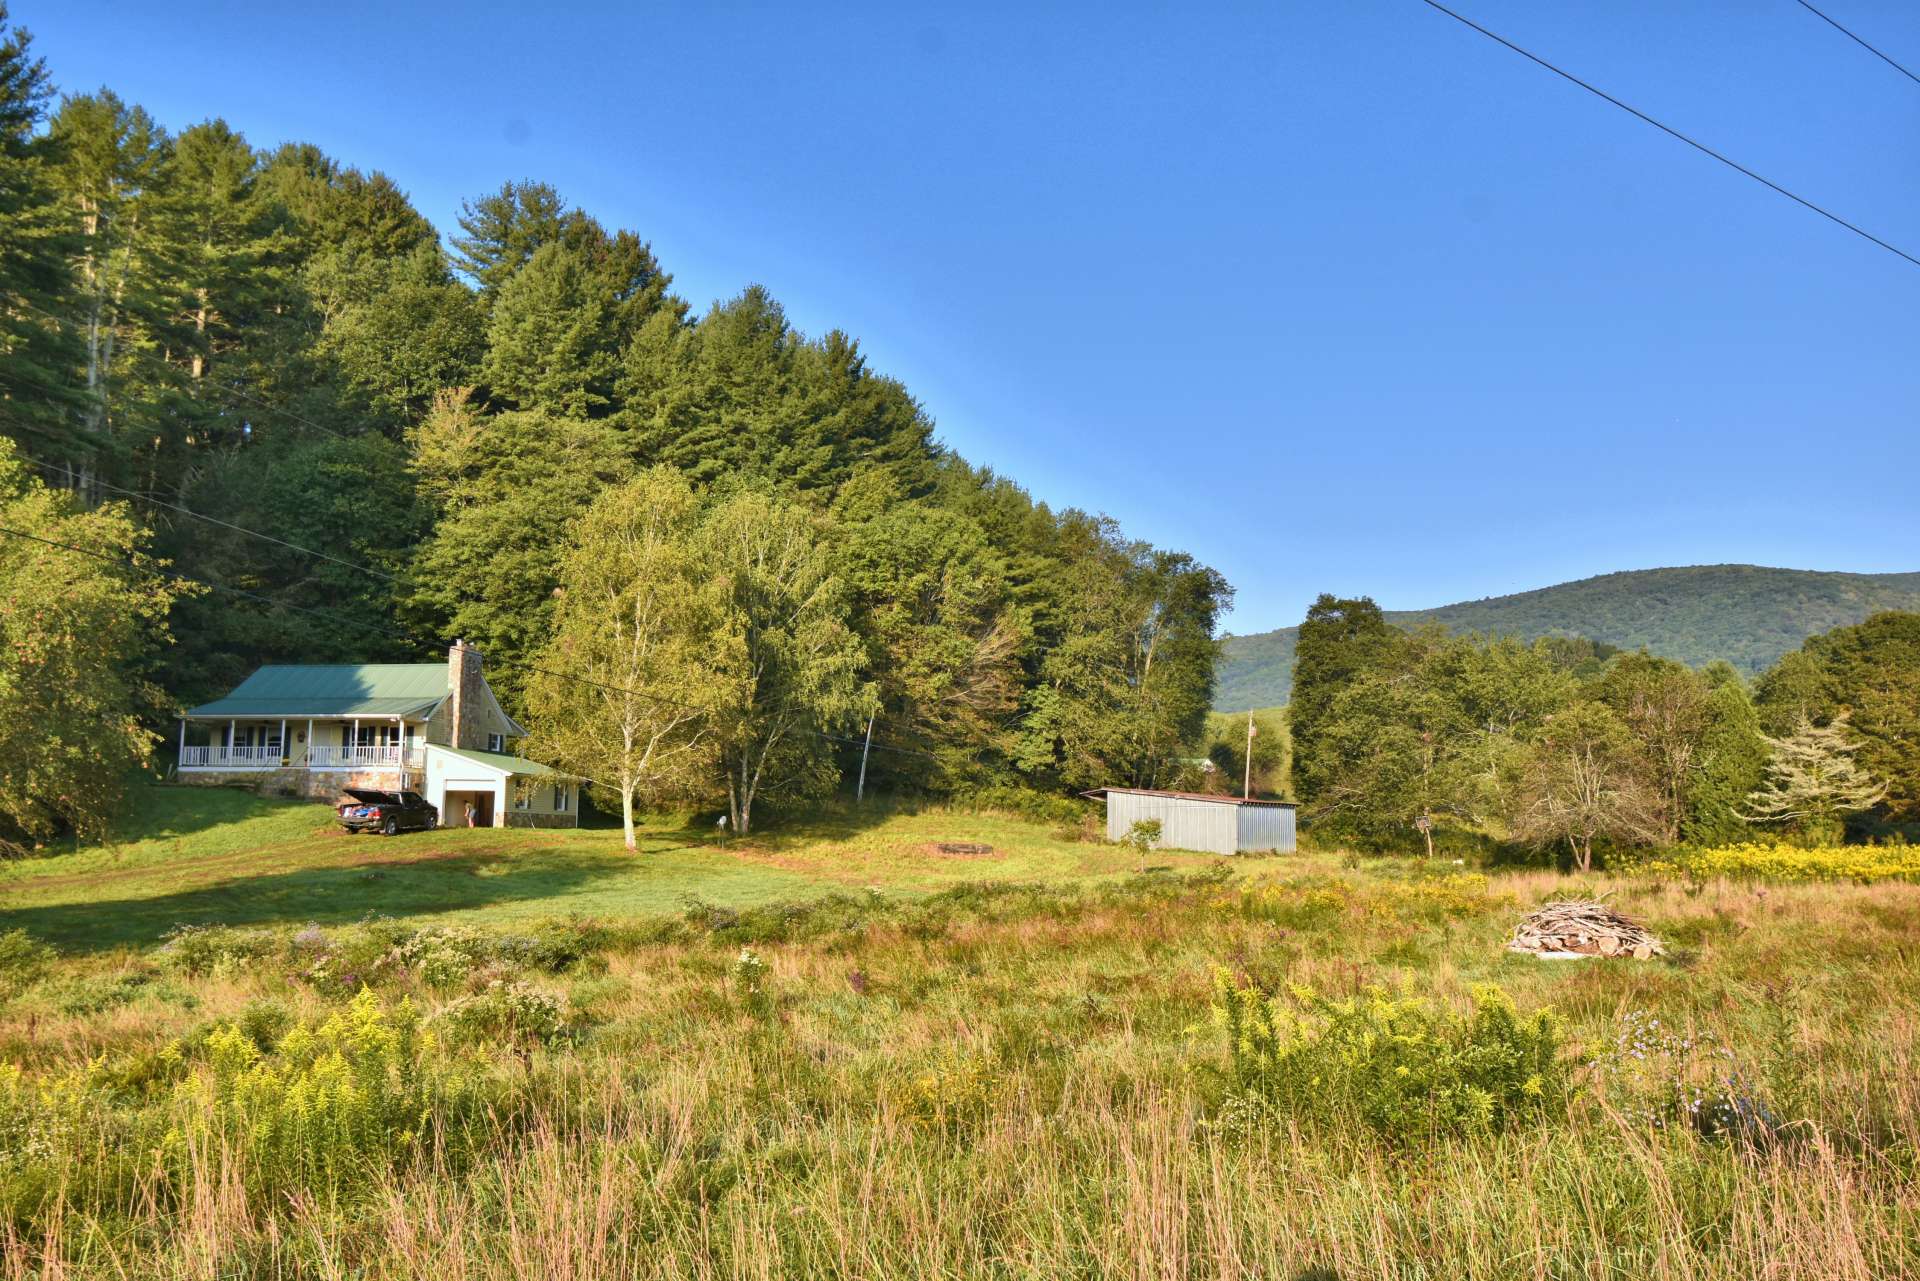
[278, 718, 287, 760]
[228, 719, 235, 750]
[178, 719, 186, 761]
[352, 718, 359, 759]
[306, 719, 313, 767]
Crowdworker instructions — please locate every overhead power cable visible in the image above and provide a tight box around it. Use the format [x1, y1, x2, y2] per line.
[0, 523, 938, 762]
[1793, 0, 1920, 87]
[1416, 0, 1920, 270]
[15, 450, 398, 581]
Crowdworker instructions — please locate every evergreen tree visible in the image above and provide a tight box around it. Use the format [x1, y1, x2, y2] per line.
[0, 5, 84, 459]
[45, 90, 166, 476]
[450, 178, 570, 298]
[404, 402, 635, 710]
[1682, 678, 1769, 846]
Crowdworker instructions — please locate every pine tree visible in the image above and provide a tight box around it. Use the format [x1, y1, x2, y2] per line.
[450, 179, 570, 298]
[0, 4, 84, 459]
[45, 90, 167, 477]
[1744, 716, 1886, 843]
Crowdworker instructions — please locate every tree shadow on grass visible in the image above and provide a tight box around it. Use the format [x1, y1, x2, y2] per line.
[0, 846, 632, 954]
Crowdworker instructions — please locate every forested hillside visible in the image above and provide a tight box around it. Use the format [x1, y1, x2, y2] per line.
[1216, 565, 1920, 710]
[0, 6, 1228, 843]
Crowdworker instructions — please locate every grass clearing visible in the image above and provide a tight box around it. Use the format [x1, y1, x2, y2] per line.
[1, 791, 1917, 1277]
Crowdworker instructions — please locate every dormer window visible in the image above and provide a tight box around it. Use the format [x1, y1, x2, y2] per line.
[486, 733, 504, 753]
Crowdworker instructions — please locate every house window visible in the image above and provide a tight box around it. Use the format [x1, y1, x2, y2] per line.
[554, 785, 569, 812]
[487, 732, 504, 753]
[513, 783, 528, 810]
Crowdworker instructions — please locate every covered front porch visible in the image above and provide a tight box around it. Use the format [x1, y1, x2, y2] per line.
[177, 717, 427, 772]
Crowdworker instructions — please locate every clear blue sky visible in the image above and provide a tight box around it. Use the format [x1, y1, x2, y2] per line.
[22, 0, 1920, 633]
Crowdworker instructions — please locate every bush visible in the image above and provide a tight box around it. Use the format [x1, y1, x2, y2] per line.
[433, 980, 567, 1047]
[0, 929, 54, 998]
[1210, 975, 1567, 1139]
[158, 924, 279, 978]
[165, 991, 494, 1202]
[1628, 842, 1920, 884]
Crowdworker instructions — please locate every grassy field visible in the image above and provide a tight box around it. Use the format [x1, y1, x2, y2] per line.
[2, 789, 1918, 1278]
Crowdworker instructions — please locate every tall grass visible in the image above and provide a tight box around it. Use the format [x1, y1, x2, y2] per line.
[1, 857, 1916, 1278]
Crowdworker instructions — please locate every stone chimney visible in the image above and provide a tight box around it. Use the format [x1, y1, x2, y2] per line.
[447, 640, 490, 750]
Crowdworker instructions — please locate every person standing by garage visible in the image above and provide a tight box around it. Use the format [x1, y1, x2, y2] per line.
[463, 799, 476, 828]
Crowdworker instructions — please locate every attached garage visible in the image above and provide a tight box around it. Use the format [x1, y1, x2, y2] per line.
[1084, 787, 1296, 855]
[422, 744, 579, 829]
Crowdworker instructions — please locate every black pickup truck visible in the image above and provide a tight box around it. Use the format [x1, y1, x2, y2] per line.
[336, 787, 438, 836]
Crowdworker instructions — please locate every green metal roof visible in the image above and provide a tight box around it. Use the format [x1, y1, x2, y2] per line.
[187, 664, 450, 719]
[430, 744, 570, 778]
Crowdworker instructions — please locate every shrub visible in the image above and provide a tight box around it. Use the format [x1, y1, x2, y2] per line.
[1628, 842, 1920, 884]
[1209, 974, 1567, 1139]
[433, 980, 567, 1047]
[165, 991, 492, 1202]
[158, 924, 278, 978]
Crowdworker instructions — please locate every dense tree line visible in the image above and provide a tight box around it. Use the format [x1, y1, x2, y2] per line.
[0, 8, 1227, 840]
[1288, 589, 1918, 862]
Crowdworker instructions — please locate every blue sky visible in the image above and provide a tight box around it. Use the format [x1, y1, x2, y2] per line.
[22, 0, 1920, 633]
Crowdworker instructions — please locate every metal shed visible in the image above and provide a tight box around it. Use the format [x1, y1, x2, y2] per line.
[1084, 788, 1297, 855]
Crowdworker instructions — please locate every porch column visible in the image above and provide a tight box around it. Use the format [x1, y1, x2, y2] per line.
[306, 719, 313, 768]
[228, 719, 235, 751]
[352, 718, 359, 759]
[279, 719, 287, 761]
[178, 719, 185, 761]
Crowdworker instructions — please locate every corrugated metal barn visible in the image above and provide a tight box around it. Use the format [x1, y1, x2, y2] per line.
[1085, 788, 1297, 855]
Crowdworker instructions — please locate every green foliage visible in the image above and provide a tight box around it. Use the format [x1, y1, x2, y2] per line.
[1289, 595, 1400, 805]
[1018, 521, 1229, 790]
[1742, 716, 1886, 843]
[0, 442, 184, 846]
[525, 469, 729, 847]
[1210, 976, 1566, 1140]
[0, 927, 52, 996]
[169, 991, 491, 1202]
[1756, 612, 1920, 821]
[701, 490, 868, 833]
[433, 979, 567, 1047]
[1682, 680, 1770, 846]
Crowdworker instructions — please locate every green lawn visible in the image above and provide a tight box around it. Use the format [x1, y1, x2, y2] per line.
[0, 785, 1219, 951]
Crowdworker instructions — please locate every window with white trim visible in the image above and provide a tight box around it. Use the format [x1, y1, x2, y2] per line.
[554, 784, 569, 812]
[487, 732, 504, 753]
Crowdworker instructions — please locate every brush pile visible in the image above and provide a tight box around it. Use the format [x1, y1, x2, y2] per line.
[1509, 898, 1662, 960]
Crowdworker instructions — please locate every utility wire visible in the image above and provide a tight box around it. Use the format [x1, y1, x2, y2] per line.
[1416, 0, 1920, 270]
[15, 450, 398, 581]
[1793, 0, 1920, 87]
[0, 523, 939, 761]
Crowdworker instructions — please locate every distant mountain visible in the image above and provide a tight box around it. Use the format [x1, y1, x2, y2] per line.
[1214, 565, 1920, 711]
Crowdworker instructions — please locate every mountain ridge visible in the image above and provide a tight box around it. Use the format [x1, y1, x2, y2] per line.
[1214, 564, 1920, 711]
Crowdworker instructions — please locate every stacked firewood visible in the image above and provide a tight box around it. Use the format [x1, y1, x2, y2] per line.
[1508, 899, 1662, 959]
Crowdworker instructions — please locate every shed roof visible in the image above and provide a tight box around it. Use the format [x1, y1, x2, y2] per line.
[1082, 787, 1296, 808]
[188, 664, 449, 719]
[427, 744, 572, 778]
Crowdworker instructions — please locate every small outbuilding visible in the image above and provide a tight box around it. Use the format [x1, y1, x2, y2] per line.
[1083, 787, 1296, 856]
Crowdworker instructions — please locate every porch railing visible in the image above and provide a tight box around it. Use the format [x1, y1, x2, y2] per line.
[179, 744, 283, 769]
[307, 744, 406, 769]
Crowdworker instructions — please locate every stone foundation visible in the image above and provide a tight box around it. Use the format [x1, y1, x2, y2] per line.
[505, 812, 579, 830]
[177, 767, 415, 802]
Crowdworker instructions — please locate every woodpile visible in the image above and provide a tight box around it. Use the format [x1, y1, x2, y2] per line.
[1508, 899, 1662, 960]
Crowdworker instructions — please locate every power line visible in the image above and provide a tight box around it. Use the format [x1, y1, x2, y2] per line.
[0, 523, 938, 762]
[1794, 0, 1920, 87]
[1416, 0, 1920, 270]
[14, 450, 398, 581]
